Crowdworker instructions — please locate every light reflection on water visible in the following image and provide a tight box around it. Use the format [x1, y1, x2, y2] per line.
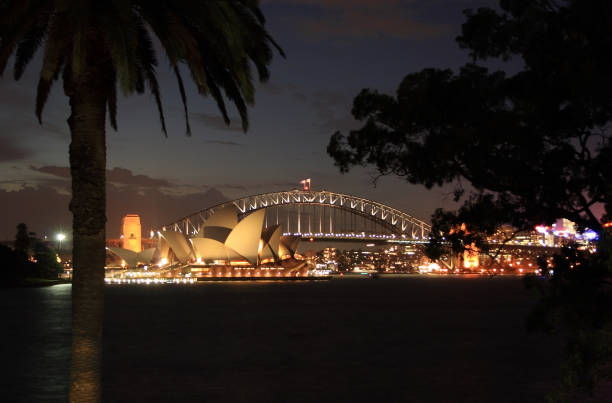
[1, 284, 71, 402]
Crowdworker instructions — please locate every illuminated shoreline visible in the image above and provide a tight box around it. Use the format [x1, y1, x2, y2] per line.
[104, 276, 331, 284]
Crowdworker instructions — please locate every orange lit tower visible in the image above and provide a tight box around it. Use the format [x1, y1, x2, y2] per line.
[449, 223, 479, 270]
[121, 214, 142, 253]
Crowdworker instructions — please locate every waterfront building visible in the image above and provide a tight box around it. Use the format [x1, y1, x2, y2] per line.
[122, 214, 142, 252]
[159, 206, 300, 266]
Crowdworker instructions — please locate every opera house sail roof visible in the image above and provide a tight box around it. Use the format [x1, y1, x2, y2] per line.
[107, 247, 157, 268]
[152, 206, 300, 266]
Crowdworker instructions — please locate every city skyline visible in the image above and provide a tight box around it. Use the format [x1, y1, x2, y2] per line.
[2, 3, 611, 402]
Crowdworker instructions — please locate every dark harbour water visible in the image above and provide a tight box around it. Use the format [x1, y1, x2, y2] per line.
[1, 284, 71, 402]
[1, 276, 565, 402]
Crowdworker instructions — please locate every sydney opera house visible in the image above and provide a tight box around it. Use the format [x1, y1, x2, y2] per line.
[107, 207, 308, 278]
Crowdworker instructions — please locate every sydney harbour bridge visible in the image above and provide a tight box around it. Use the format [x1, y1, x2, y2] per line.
[112, 187, 557, 277]
[159, 189, 432, 244]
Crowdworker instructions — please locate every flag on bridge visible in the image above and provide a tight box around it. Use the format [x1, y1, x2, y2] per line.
[300, 178, 311, 191]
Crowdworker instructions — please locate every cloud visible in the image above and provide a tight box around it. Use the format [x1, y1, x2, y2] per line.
[201, 140, 244, 147]
[0, 137, 33, 162]
[266, 0, 449, 40]
[259, 82, 310, 103]
[0, 183, 230, 239]
[30, 165, 176, 188]
[212, 183, 248, 191]
[0, 185, 72, 239]
[257, 182, 293, 189]
[259, 82, 285, 96]
[107, 167, 175, 188]
[244, 181, 303, 190]
[190, 112, 244, 133]
[207, 181, 304, 195]
[30, 165, 71, 178]
[38, 120, 69, 138]
[105, 186, 228, 237]
[277, 88, 358, 134]
[0, 80, 70, 140]
[309, 90, 352, 121]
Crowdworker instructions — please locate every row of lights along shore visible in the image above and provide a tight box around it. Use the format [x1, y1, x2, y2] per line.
[106, 278, 197, 285]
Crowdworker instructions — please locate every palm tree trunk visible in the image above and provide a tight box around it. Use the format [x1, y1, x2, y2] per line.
[66, 66, 107, 403]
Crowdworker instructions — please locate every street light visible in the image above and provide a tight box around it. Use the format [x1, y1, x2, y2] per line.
[57, 233, 66, 253]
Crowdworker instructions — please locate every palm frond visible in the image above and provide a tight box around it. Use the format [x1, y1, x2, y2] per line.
[35, 77, 52, 124]
[0, 1, 30, 26]
[100, 2, 140, 95]
[3, 0, 283, 137]
[0, 2, 50, 76]
[14, 19, 48, 80]
[106, 67, 118, 131]
[220, 75, 250, 132]
[35, 56, 63, 123]
[35, 10, 70, 121]
[68, 1, 89, 81]
[174, 66, 191, 136]
[39, 12, 70, 82]
[206, 77, 231, 127]
[134, 19, 167, 135]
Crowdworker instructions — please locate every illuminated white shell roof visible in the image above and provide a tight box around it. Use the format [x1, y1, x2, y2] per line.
[260, 225, 281, 260]
[203, 205, 238, 229]
[280, 235, 300, 255]
[108, 247, 138, 267]
[138, 248, 157, 264]
[201, 226, 232, 243]
[190, 237, 241, 263]
[108, 247, 157, 267]
[159, 208, 299, 265]
[160, 230, 193, 263]
[225, 209, 266, 264]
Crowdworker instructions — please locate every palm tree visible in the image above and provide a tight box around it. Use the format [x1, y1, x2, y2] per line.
[0, 1, 283, 401]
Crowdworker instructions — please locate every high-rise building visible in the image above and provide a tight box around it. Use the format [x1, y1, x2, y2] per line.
[322, 247, 337, 262]
[122, 214, 142, 253]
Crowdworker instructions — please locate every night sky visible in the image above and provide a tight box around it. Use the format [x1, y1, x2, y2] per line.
[0, 0, 497, 239]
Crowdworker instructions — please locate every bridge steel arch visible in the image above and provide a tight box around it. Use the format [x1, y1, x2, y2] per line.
[163, 190, 431, 239]
[161, 189, 432, 239]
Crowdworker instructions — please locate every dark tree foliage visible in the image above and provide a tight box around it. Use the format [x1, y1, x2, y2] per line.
[0, 244, 28, 284]
[32, 240, 63, 279]
[13, 226, 62, 279]
[328, 0, 612, 232]
[1, 234, 61, 284]
[524, 233, 612, 400]
[425, 194, 525, 265]
[328, 0, 612, 395]
[14, 223, 30, 257]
